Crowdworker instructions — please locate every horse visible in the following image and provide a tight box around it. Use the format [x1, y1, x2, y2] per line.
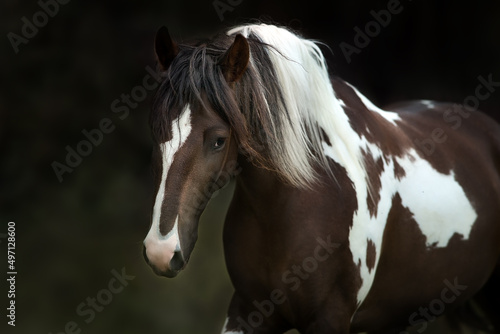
[142, 23, 500, 333]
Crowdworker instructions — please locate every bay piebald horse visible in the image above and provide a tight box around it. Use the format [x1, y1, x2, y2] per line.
[143, 24, 500, 333]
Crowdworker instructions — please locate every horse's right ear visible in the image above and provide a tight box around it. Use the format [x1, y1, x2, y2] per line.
[219, 34, 250, 83]
[155, 26, 179, 71]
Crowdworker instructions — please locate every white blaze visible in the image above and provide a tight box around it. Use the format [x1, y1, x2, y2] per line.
[144, 106, 192, 271]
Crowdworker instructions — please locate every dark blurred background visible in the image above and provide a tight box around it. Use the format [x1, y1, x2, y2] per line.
[1, 1, 499, 333]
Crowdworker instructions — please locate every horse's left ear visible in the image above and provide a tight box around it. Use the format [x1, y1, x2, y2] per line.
[219, 34, 250, 83]
[155, 26, 179, 71]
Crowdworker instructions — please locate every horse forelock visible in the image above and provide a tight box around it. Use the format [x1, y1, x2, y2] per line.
[150, 31, 283, 171]
[151, 36, 249, 145]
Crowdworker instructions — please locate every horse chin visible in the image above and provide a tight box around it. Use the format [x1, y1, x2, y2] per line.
[158, 268, 181, 278]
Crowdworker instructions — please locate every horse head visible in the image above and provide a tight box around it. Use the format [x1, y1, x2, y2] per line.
[143, 27, 249, 277]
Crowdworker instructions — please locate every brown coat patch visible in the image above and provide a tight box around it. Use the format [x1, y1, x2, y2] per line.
[332, 77, 411, 158]
[392, 158, 406, 180]
[366, 239, 377, 273]
[362, 148, 384, 217]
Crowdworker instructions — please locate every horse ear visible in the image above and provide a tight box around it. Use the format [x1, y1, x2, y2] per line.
[155, 26, 179, 71]
[219, 34, 250, 83]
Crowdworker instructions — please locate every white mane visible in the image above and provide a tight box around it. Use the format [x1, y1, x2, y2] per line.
[227, 23, 367, 188]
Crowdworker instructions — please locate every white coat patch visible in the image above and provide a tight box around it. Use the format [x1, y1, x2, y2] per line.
[322, 88, 478, 309]
[396, 152, 477, 247]
[220, 318, 244, 334]
[421, 100, 436, 109]
[347, 147, 477, 307]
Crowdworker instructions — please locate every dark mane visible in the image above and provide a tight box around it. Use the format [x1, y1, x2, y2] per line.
[150, 31, 287, 170]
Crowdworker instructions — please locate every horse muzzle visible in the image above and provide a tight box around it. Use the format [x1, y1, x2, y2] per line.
[143, 243, 186, 278]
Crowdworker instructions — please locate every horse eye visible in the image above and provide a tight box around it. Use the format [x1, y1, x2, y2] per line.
[213, 137, 226, 150]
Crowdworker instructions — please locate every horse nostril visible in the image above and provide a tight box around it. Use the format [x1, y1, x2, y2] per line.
[169, 251, 185, 271]
[143, 246, 149, 264]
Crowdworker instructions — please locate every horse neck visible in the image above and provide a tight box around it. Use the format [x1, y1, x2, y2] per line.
[234, 157, 288, 205]
[232, 77, 403, 213]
